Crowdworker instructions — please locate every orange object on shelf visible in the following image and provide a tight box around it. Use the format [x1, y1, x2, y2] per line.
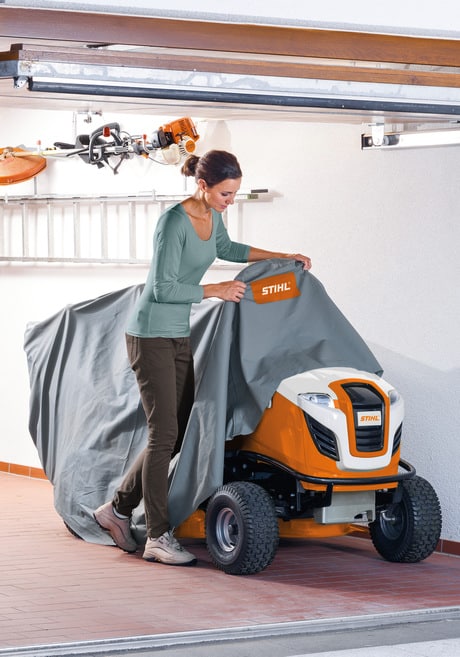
[0, 147, 47, 185]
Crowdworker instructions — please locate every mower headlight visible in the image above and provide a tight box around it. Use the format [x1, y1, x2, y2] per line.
[388, 388, 401, 405]
[298, 393, 334, 408]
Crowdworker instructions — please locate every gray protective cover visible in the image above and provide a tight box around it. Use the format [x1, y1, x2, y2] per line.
[24, 259, 382, 544]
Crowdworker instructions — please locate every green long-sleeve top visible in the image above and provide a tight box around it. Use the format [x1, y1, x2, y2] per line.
[126, 202, 250, 337]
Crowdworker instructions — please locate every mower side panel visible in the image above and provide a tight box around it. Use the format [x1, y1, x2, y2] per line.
[175, 510, 359, 540]
[175, 509, 206, 539]
[277, 518, 358, 539]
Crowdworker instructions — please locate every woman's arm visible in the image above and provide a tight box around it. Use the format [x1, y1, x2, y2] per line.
[215, 214, 311, 271]
[247, 247, 312, 271]
[202, 279, 247, 302]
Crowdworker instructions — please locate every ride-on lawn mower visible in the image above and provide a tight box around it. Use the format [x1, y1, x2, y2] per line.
[176, 366, 442, 575]
[23, 262, 443, 577]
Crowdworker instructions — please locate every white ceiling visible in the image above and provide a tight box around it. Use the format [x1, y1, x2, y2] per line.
[4, 0, 460, 39]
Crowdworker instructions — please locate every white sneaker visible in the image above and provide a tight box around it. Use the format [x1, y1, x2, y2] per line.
[143, 530, 197, 566]
[93, 501, 137, 553]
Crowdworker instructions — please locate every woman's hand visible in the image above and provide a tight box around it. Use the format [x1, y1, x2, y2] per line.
[289, 253, 312, 271]
[203, 280, 247, 303]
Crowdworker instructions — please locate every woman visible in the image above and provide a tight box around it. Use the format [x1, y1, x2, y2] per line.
[94, 150, 311, 566]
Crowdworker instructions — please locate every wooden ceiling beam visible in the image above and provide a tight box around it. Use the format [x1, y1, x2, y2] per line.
[3, 44, 460, 90]
[1, 6, 460, 68]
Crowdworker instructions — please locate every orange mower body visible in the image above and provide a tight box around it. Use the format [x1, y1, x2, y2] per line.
[177, 367, 442, 575]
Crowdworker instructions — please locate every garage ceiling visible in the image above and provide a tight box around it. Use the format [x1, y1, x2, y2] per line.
[0, 7, 460, 129]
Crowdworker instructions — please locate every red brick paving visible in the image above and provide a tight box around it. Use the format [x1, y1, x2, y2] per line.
[1, 472, 459, 649]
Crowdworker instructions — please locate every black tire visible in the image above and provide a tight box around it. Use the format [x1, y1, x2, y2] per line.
[370, 475, 442, 563]
[64, 521, 83, 540]
[205, 481, 279, 575]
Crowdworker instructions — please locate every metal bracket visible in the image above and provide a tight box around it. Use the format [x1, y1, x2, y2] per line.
[13, 76, 28, 89]
[370, 123, 385, 146]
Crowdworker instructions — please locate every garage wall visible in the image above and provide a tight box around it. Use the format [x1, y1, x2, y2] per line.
[1, 108, 459, 542]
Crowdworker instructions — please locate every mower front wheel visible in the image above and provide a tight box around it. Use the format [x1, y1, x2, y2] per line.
[205, 481, 279, 575]
[370, 475, 442, 563]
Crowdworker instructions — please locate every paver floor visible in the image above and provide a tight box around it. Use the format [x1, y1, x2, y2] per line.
[1, 472, 459, 650]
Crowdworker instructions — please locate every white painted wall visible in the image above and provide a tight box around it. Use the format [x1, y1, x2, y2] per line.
[1, 108, 459, 542]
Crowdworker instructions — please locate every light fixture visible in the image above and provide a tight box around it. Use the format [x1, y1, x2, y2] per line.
[362, 124, 460, 149]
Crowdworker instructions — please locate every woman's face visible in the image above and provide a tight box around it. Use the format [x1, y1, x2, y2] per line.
[199, 177, 242, 213]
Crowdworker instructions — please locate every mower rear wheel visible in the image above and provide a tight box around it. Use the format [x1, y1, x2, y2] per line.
[370, 475, 442, 563]
[205, 481, 279, 575]
[64, 521, 83, 539]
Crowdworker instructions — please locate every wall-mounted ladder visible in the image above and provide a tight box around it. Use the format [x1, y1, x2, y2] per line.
[0, 191, 267, 264]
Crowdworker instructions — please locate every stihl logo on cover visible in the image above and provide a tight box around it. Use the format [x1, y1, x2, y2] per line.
[251, 272, 301, 304]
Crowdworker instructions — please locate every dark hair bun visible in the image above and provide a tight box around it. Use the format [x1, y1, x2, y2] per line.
[181, 154, 199, 177]
[181, 150, 242, 187]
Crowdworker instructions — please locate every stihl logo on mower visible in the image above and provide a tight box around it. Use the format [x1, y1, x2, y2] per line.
[357, 411, 382, 426]
[251, 272, 301, 304]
